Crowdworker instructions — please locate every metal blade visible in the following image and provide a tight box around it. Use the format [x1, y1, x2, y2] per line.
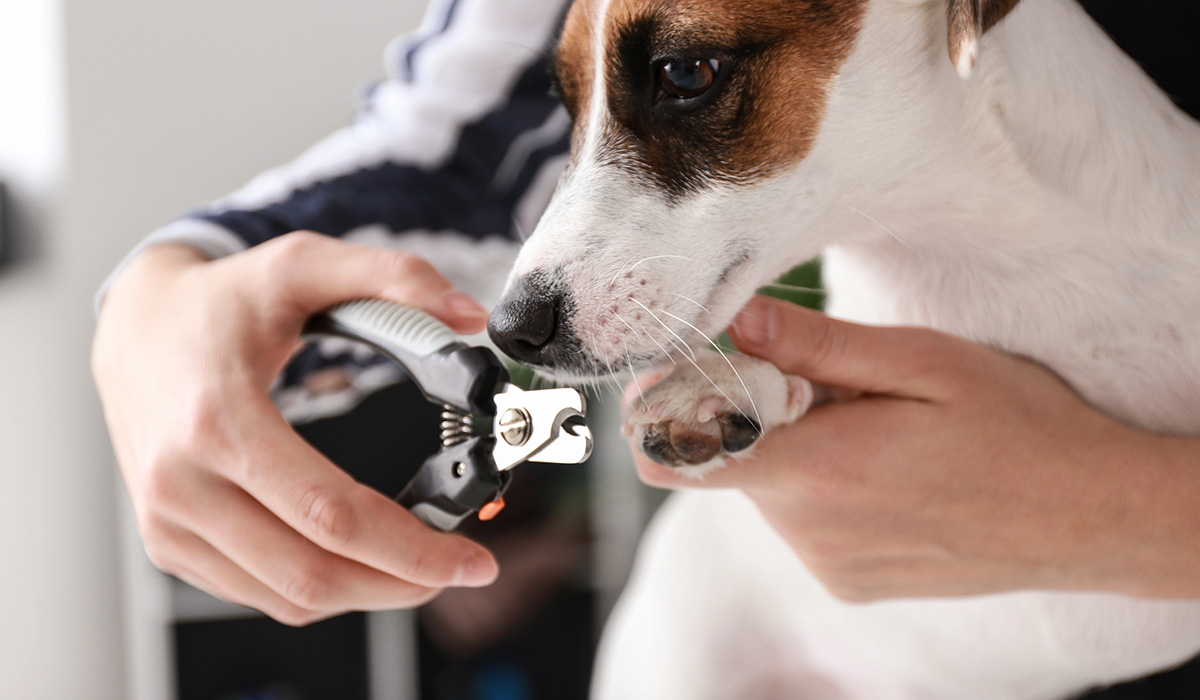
[491, 384, 593, 470]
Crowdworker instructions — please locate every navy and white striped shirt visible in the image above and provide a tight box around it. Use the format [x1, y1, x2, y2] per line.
[105, 0, 572, 421]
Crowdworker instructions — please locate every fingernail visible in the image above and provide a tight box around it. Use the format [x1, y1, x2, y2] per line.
[441, 291, 488, 319]
[455, 551, 498, 587]
[732, 296, 776, 347]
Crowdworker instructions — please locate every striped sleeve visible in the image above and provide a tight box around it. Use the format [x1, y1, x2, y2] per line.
[101, 0, 574, 421]
[195, 0, 572, 251]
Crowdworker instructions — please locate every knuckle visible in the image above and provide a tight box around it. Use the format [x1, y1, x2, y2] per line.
[257, 232, 329, 304]
[295, 485, 359, 549]
[407, 587, 443, 608]
[813, 564, 870, 603]
[137, 517, 180, 573]
[280, 563, 337, 610]
[141, 540, 175, 574]
[270, 231, 324, 263]
[827, 582, 878, 604]
[384, 251, 432, 280]
[136, 509, 171, 541]
[175, 388, 228, 455]
[805, 541, 850, 568]
[271, 603, 325, 628]
[401, 548, 433, 584]
[903, 327, 972, 384]
[807, 555, 882, 604]
[138, 464, 182, 510]
[802, 318, 844, 370]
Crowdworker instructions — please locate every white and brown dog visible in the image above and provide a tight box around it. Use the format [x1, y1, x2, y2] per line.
[487, 0, 1200, 697]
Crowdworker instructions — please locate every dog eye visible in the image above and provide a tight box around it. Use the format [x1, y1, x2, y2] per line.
[657, 58, 720, 100]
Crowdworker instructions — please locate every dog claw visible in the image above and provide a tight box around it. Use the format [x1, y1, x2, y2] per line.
[719, 413, 761, 453]
[624, 350, 807, 471]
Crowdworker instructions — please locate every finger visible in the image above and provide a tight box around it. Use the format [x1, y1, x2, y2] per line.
[631, 396, 913, 491]
[221, 398, 500, 590]
[166, 471, 446, 612]
[146, 518, 333, 626]
[240, 232, 489, 334]
[630, 439, 789, 491]
[728, 295, 965, 399]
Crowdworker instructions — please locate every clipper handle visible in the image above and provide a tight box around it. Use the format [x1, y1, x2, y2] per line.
[305, 299, 509, 415]
[396, 438, 511, 532]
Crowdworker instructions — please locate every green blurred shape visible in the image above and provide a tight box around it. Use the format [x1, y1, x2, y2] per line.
[758, 258, 824, 310]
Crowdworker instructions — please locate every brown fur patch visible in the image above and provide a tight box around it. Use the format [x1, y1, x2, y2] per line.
[554, 0, 867, 197]
[947, 0, 1021, 72]
[552, 0, 598, 137]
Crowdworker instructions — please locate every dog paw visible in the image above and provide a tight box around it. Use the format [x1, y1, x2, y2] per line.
[623, 351, 813, 473]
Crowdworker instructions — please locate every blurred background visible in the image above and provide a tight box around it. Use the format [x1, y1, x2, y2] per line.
[0, 2, 658, 699]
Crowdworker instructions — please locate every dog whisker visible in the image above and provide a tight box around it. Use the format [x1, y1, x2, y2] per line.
[626, 254, 691, 275]
[630, 298, 697, 362]
[836, 200, 921, 257]
[611, 254, 692, 288]
[759, 281, 826, 295]
[667, 337, 694, 362]
[668, 291, 712, 314]
[660, 309, 764, 433]
[623, 338, 647, 409]
[616, 311, 676, 366]
[609, 254, 642, 288]
[632, 298, 758, 430]
[511, 215, 531, 242]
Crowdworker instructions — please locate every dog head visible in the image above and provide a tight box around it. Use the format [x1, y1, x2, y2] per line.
[488, 0, 1020, 379]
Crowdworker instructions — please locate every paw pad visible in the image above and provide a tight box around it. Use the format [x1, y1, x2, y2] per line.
[637, 411, 761, 468]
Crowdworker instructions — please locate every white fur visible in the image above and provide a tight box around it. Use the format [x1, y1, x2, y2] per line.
[623, 350, 813, 474]
[504, 0, 1200, 696]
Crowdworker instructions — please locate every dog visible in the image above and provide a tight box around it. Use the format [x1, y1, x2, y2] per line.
[486, 0, 1200, 697]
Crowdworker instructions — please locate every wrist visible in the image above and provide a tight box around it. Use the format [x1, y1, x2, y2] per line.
[105, 243, 208, 301]
[93, 244, 210, 369]
[1076, 426, 1200, 599]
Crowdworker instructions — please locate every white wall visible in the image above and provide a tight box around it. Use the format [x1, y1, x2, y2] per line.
[0, 1, 425, 697]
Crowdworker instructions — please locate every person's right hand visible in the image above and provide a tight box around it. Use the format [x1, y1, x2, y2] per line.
[92, 232, 500, 625]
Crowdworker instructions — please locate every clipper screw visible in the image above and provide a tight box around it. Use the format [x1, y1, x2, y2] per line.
[498, 408, 532, 446]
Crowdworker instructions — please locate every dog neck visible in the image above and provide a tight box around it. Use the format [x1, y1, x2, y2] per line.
[804, 0, 1200, 433]
[807, 0, 1200, 264]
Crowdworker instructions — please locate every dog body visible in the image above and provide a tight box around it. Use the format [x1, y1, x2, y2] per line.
[487, 0, 1200, 696]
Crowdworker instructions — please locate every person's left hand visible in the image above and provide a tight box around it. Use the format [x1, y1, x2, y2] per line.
[630, 295, 1196, 602]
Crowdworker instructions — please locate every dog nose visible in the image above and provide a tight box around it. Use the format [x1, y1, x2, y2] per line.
[488, 272, 572, 367]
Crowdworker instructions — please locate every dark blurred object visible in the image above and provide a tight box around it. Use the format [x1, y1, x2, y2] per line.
[172, 378, 594, 700]
[420, 589, 594, 700]
[420, 516, 588, 656]
[175, 614, 368, 700]
[762, 258, 824, 311]
[300, 379, 595, 699]
[1082, 659, 1200, 700]
[0, 181, 12, 267]
[295, 371, 441, 497]
[1078, 0, 1200, 120]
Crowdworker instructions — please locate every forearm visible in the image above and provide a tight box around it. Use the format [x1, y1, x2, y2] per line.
[635, 296, 1200, 603]
[100, 0, 570, 306]
[1091, 429, 1200, 599]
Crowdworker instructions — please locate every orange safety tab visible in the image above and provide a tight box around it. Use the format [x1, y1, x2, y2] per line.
[478, 497, 506, 521]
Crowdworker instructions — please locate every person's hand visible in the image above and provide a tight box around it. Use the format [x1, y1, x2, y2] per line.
[93, 232, 500, 625]
[632, 295, 1200, 602]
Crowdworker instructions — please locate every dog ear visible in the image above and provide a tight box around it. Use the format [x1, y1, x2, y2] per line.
[946, 0, 1019, 79]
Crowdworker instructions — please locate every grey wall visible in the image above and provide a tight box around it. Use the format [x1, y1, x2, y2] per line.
[0, 2, 425, 697]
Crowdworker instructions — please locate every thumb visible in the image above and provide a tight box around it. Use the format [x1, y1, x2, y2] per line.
[242, 232, 489, 334]
[727, 295, 953, 399]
